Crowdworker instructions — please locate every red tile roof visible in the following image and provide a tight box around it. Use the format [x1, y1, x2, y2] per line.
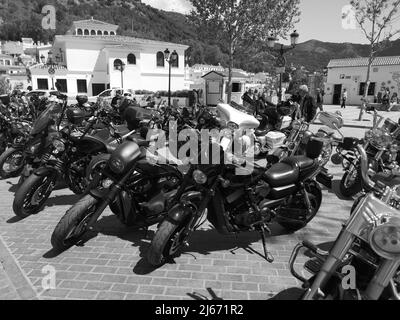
[328, 56, 400, 68]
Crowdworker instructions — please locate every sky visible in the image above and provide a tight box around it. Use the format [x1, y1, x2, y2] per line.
[141, 0, 400, 44]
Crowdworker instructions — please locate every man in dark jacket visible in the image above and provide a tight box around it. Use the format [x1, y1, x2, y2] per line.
[299, 85, 317, 123]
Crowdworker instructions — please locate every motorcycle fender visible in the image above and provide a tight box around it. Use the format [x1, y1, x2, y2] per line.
[34, 167, 59, 178]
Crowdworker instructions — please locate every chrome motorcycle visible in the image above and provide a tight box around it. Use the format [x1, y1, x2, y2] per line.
[333, 112, 400, 198]
[288, 144, 400, 300]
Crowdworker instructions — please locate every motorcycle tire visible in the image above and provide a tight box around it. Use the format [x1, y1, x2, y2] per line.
[0, 147, 24, 179]
[278, 183, 322, 232]
[340, 167, 362, 198]
[13, 171, 57, 217]
[147, 218, 189, 267]
[51, 195, 98, 251]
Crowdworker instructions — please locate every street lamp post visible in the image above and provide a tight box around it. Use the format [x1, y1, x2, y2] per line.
[40, 50, 58, 90]
[267, 31, 299, 103]
[114, 60, 126, 89]
[164, 48, 178, 107]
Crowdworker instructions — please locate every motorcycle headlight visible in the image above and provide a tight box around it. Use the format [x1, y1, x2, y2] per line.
[52, 140, 65, 152]
[193, 170, 207, 185]
[370, 129, 392, 149]
[227, 122, 239, 131]
[109, 158, 125, 174]
[370, 217, 400, 260]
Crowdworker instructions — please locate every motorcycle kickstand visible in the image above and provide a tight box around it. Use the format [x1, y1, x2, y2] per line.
[259, 225, 274, 263]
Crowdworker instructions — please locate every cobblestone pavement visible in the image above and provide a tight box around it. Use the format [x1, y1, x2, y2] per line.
[0, 125, 366, 300]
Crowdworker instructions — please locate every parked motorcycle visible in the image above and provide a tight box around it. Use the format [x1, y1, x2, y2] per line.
[0, 93, 68, 180]
[12, 106, 135, 218]
[288, 143, 400, 300]
[333, 110, 400, 198]
[146, 123, 326, 267]
[0, 113, 32, 156]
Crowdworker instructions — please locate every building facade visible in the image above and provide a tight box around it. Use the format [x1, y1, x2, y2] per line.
[324, 56, 400, 105]
[29, 19, 188, 96]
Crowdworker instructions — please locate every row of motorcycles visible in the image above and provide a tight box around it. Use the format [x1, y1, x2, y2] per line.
[1, 91, 399, 300]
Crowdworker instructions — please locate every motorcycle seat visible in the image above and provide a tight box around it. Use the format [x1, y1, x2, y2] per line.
[264, 162, 299, 188]
[282, 156, 319, 180]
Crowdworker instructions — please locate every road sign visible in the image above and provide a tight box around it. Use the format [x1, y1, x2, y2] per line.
[276, 55, 286, 68]
[275, 67, 285, 74]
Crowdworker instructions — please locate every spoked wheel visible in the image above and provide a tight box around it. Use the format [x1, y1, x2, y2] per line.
[278, 183, 322, 232]
[0, 148, 24, 179]
[147, 216, 191, 267]
[340, 166, 362, 198]
[13, 171, 57, 217]
[51, 195, 98, 251]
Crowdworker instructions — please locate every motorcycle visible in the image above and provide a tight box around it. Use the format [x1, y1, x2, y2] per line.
[12, 107, 135, 218]
[333, 109, 400, 198]
[0, 93, 69, 180]
[145, 108, 326, 267]
[288, 143, 400, 300]
[0, 113, 32, 156]
[50, 135, 184, 252]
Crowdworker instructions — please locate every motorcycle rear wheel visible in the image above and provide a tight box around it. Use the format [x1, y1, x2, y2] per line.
[13, 171, 57, 217]
[278, 183, 322, 232]
[51, 195, 98, 251]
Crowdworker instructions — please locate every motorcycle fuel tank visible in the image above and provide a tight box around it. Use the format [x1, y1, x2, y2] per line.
[217, 103, 260, 130]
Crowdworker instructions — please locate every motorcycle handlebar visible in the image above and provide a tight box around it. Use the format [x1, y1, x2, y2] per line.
[357, 144, 376, 190]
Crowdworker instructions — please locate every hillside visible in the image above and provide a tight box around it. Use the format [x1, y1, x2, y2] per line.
[1, 0, 399, 73]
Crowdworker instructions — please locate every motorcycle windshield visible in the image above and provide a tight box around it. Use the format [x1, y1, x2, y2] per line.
[31, 102, 63, 135]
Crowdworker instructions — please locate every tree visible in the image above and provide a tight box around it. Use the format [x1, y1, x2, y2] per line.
[350, 0, 400, 120]
[0, 77, 11, 95]
[189, 0, 300, 102]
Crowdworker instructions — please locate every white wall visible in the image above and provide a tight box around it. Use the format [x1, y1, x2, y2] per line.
[325, 64, 400, 105]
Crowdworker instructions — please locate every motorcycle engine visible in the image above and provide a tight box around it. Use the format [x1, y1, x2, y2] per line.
[227, 181, 273, 227]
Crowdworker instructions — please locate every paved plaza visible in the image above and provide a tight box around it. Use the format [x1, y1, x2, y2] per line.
[0, 106, 385, 300]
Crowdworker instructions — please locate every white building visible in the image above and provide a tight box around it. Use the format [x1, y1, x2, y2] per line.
[29, 19, 189, 96]
[325, 56, 400, 105]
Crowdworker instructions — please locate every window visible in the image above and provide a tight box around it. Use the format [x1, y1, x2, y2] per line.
[171, 54, 179, 68]
[37, 78, 49, 90]
[110, 31, 115, 35]
[56, 79, 67, 93]
[127, 53, 136, 65]
[0, 60, 3, 66]
[359, 82, 376, 96]
[77, 29, 83, 35]
[91, 30, 96, 35]
[113, 59, 123, 70]
[156, 52, 165, 67]
[104, 31, 109, 35]
[84, 29, 89, 35]
[5, 60, 10, 66]
[373, 67, 379, 72]
[97, 30, 102, 35]
[232, 82, 242, 93]
[77, 79, 87, 93]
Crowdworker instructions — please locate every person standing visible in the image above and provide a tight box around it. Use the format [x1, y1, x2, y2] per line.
[316, 88, 324, 111]
[299, 85, 317, 123]
[382, 88, 391, 112]
[341, 89, 347, 109]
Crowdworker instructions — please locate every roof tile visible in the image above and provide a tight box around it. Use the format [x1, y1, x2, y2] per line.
[328, 56, 400, 68]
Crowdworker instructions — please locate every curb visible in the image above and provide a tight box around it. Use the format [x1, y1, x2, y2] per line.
[0, 235, 38, 300]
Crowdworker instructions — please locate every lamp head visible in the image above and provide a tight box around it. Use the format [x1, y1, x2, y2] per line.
[290, 30, 299, 46]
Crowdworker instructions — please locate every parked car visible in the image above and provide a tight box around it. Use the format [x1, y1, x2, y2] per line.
[88, 88, 134, 104]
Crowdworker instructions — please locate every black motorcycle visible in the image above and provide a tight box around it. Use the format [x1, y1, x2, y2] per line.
[0, 93, 69, 180]
[146, 137, 325, 267]
[12, 106, 134, 218]
[50, 138, 183, 251]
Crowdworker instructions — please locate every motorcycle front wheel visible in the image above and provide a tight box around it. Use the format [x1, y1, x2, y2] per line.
[340, 167, 362, 198]
[147, 217, 190, 267]
[12, 170, 57, 217]
[0, 147, 25, 179]
[51, 195, 98, 251]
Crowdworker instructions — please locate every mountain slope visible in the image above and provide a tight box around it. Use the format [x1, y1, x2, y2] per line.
[1, 0, 399, 73]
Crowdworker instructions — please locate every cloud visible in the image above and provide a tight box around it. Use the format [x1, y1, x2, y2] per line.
[142, 0, 193, 14]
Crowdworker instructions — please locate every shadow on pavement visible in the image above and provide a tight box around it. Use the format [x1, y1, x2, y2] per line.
[269, 287, 304, 300]
[187, 288, 224, 300]
[44, 194, 80, 207]
[6, 216, 25, 223]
